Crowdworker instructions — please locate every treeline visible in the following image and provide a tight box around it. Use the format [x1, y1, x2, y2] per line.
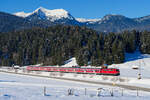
[0, 25, 150, 66]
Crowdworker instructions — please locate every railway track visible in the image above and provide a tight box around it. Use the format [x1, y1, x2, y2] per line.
[0, 70, 150, 92]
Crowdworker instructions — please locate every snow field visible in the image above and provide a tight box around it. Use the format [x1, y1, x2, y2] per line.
[0, 72, 150, 100]
[1, 66, 150, 89]
[1, 50, 150, 99]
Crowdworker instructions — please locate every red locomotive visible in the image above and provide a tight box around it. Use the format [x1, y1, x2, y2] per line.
[27, 66, 120, 76]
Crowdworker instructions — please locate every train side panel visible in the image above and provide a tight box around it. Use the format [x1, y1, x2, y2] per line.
[26, 66, 120, 76]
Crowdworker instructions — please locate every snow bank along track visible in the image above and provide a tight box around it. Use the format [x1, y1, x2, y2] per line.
[0, 70, 150, 92]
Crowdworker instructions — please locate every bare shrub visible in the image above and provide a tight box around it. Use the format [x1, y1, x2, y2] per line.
[15, 69, 18, 73]
[102, 76, 108, 80]
[59, 72, 64, 76]
[27, 70, 30, 73]
[8, 68, 13, 71]
[83, 74, 86, 78]
[36, 71, 41, 74]
[89, 74, 94, 78]
[111, 77, 118, 82]
[22, 69, 26, 73]
[73, 74, 78, 77]
[118, 77, 126, 82]
[50, 72, 57, 77]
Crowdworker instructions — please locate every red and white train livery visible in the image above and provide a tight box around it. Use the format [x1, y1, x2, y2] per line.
[27, 66, 120, 76]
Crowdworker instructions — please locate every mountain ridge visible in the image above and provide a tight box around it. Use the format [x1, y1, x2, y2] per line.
[14, 7, 75, 21]
[1, 7, 150, 32]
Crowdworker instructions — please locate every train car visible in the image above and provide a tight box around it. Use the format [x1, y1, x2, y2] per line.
[26, 66, 120, 76]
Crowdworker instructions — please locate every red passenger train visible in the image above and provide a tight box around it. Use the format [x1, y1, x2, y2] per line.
[27, 66, 120, 76]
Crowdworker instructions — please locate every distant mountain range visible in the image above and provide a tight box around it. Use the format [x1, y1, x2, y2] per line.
[1, 7, 150, 32]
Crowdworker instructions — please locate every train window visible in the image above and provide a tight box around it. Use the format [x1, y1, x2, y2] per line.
[103, 69, 112, 71]
[108, 69, 112, 71]
[104, 69, 108, 71]
[95, 69, 100, 72]
[116, 69, 119, 71]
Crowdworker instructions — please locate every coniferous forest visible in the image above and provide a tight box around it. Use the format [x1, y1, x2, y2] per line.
[0, 25, 150, 66]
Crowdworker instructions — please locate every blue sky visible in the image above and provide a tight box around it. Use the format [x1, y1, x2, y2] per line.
[0, 0, 150, 19]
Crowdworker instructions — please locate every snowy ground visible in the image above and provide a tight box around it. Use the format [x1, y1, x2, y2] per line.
[62, 51, 150, 79]
[0, 72, 150, 100]
[107, 50, 150, 88]
[112, 50, 150, 78]
[60, 51, 150, 88]
[1, 50, 150, 100]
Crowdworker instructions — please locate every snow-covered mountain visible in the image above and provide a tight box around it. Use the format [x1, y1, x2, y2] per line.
[0, 7, 150, 32]
[14, 7, 100, 24]
[14, 7, 76, 22]
[76, 18, 101, 24]
[134, 15, 150, 22]
[87, 14, 139, 32]
[14, 12, 31, 18]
